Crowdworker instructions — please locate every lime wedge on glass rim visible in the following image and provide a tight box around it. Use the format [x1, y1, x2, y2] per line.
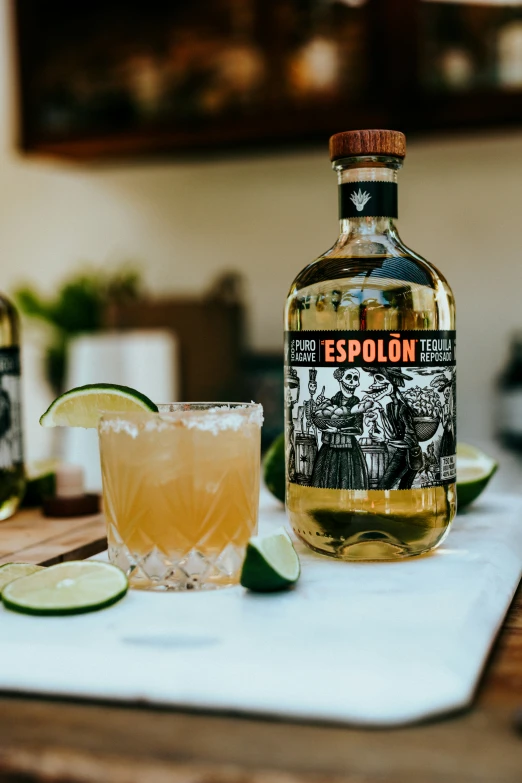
[240, 528, 300, 592]
[457, 443, 498, 510]
[2, 561, 128, 615]
[0, 563, 44, 593]
[39, 383, 158, 428]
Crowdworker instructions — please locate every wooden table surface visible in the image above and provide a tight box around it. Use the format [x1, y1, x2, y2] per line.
[0, 508, 106, 567]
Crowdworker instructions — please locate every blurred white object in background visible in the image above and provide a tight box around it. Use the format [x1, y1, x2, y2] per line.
[63, 330, 178, 491]
[55, 463, 85, 499]
[21, 337, 55, 464]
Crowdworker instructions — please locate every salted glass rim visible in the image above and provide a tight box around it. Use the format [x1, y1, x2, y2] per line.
[157, 402, 262, 412]
[98, 402, 264, 435]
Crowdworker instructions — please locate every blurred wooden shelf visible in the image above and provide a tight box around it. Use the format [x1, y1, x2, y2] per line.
[12, 0, 522, 162]
[406, 89, 522, 134]
[18, 103, 390, 162]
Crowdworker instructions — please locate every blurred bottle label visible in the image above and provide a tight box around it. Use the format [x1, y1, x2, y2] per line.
[0, 347, 23, 468]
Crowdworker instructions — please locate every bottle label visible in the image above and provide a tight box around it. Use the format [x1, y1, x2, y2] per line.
[0, 348, 23, 469]
[284, 330, 456, 490]
[339, 181, 398, 219]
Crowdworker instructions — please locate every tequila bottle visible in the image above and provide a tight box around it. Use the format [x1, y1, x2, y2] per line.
[0, 293, 25, 519]
[284, 130, 456, 560]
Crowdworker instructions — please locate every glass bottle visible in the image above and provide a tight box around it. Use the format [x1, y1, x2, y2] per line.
[497, 333, 522, 451]
[0, 294, 25, 519]
[284, 129, 456, 560]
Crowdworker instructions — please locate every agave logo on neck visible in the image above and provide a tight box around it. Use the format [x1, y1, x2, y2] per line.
[350, 188, 371, 211]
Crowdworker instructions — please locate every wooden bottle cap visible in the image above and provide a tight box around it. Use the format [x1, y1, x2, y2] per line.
[329, 129, 406, 161]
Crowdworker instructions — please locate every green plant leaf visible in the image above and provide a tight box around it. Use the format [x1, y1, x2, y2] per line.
[48, 276, 105, 333]
[14, 287, 54, 323]
[13, 265, 143, 393]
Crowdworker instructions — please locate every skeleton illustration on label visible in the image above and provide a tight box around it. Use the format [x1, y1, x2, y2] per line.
[284, 366, 300, 483]
[364, 367, 422, 489]
[285, 330, 456, 491]
[309, 367, 369, 490]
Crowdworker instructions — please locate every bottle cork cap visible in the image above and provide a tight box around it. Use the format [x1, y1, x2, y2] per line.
[329, 129, 406, 162]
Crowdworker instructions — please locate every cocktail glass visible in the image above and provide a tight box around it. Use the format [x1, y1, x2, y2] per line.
[98, 403, 263, 590]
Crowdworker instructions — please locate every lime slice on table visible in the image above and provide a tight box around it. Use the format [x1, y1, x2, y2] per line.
[2, 561, 128, 615]
[39, 383, 158, 428]
[240, 528, 300, 592]
[0, 563, 44, 593]
[263, 432, 285, 504]
[457, 443, 498, 511]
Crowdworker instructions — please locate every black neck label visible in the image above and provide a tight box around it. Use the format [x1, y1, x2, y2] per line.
[339, 181, 398, 219]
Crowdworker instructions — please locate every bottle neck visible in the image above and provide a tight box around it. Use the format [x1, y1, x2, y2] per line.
[334, 155, 401, 238]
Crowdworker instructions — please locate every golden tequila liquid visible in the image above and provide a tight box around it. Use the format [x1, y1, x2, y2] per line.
[99, 403, 262, 589]
[285, 131, 456, 560]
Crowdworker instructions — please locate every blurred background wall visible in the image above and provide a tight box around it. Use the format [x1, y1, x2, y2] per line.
[0, 0, 520, 442]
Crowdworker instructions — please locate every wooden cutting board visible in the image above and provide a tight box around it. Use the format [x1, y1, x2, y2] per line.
[0, 509, 107, 566]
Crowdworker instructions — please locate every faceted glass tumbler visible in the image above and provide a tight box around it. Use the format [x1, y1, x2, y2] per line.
[99, 403, 263, 590]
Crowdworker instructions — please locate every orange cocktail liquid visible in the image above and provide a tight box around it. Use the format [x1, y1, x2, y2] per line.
[99, 405, 262, 590]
